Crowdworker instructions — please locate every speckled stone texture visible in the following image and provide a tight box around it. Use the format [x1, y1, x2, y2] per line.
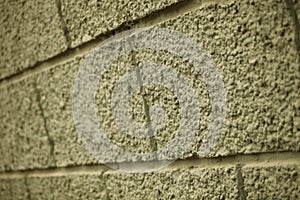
[35, 57, 97, 167]
[243, 164, 300, 199]
[0, 79, 54, 171]
[0, 177, 28, 200]
[160, 0, 300, 157]
[0, 0, 68, 79]
[0, 0, 299, 170]
[26, 175, 106, 200]
[60, 0, 182, 47]
[104, 167, 238, 199]
[0, 1, 299, 198]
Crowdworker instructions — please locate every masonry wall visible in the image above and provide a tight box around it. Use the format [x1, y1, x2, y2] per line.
[0, 0, 299, 199]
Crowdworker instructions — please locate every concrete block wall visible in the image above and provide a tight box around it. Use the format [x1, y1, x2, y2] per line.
[0, 0, 299, 199]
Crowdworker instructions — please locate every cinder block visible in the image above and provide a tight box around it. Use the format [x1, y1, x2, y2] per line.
[1, 0, 299, 170]
[0, 0, 67, 79]
[60, 0, 182, 47]
[104, 167, 238, 199]
[35, 54, 162, 167]
[242, 164, 300, 199]
[0, 79, 53, 171]
[35, 57, 97, 167]
[160, 0, 300, 157]
[0, 179, 11, 200]
[0, 177, 28, 200]
[27, 175, 106, 200]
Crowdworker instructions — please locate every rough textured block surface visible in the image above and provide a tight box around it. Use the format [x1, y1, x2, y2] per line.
[0, 80, 54, 171]
[0, 177, 28, 200]
[0, 0, 67, 79]
[61, 0, 182, 47]
[0, 0, 299, 170]
[159, 0, 300, 157]
[242, 164, 300, 199]
[35, 57, 97, 167]
[27, 175, 106, 200]
[104, 167, 238, 199]
[0, 0, 299, 199]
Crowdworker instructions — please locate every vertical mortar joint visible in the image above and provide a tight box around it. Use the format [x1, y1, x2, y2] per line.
[32, 81, 57, 167]
[236, 164, 247, 200]
[55, 0, 72, 47]
[127, 36, 158, 153]
[24, 175, 32, 200]
[285, 0, 300, 62]
[135, 62, 158, 153]
[101, 170, 111, 200]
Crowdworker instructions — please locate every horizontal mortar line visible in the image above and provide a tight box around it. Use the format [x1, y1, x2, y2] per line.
[0, 151, 299, 179]
[0, 0, 234, 88]
[168, 151, 300, 170]
[131, 0, 233, 29]
[0, 164, 110, 179]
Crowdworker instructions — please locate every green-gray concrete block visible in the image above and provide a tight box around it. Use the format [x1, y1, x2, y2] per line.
[27, 175, 106, 200]
[159, 0, 300, 157]
[35, 55, 158, 166]
[0, 0, 67, 79]
[242, 164, 300, 199]
[105, 167, 238, 199]
[35, 57, 97, 167]
[2, 0, 299, 170]
[0, 177, 28, 200]
[0, 80, 53, 171]
[61, 0, 182, 47]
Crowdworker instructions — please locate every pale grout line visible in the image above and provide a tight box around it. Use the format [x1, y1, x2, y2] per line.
[132, 0, 233, 28]
[0, 165, 110, 179]
[0, 0, 234, 89]
[0, 152, 299, 179]
[167, 151, 300, 170]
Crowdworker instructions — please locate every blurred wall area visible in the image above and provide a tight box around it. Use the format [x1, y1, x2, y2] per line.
[0, 0, 299, 199]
